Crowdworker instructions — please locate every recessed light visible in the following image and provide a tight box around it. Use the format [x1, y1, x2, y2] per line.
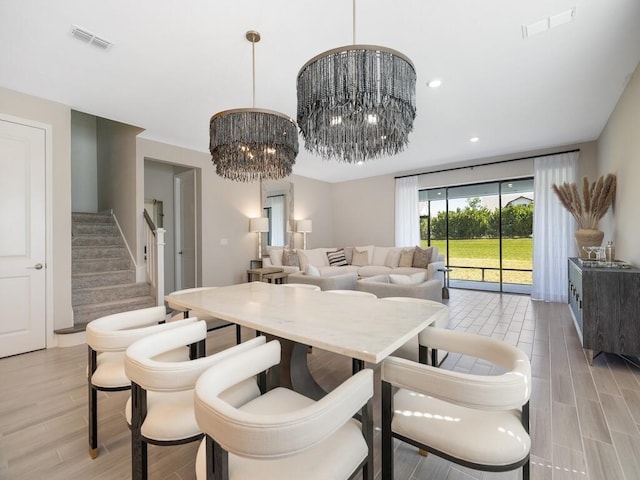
[470, 137, 479, 143]
[427, 79, 442, 88]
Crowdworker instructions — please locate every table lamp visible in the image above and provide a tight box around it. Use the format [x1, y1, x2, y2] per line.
[250, 217, 269, 259]
[296, 219, 312, 250]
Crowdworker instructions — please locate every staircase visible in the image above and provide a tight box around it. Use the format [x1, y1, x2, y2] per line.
[58, 212, 156, 336]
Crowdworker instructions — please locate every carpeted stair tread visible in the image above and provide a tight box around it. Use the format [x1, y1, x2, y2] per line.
[72, 296, 157, 324]
[72, 282, 151, 306]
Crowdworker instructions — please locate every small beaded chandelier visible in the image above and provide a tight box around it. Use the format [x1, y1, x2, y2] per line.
[210, 31, 298, 182]
[296, 0, 416, 164]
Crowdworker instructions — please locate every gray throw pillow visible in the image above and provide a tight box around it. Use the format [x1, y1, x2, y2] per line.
[282, 249, 300, 267]
[412, 246, 433, 268]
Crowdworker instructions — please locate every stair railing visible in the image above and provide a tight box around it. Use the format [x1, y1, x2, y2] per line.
[143, 209, 165, 306]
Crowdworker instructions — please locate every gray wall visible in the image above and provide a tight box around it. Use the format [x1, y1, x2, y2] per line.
[290, 174, 335, 249]
[329, 142, 597, 249]
[97, 118, 144, 270]
[598, 62, 640, 265]
[137, 139, 259, 287]
[0, 86, 72, 333]
[144, 160, 177, 293]
[70, 111, 97, 212]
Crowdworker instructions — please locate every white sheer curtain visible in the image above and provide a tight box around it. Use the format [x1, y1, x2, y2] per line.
[395, 176, 420, 247]
[532, 151, 579, 302]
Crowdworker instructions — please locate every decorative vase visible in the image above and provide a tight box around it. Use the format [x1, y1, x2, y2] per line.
[575, 228, 604, 258]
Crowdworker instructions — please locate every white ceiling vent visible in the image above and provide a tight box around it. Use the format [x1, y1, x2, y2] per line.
[522, 7, 576, 39]
[70, 25, 113, 50]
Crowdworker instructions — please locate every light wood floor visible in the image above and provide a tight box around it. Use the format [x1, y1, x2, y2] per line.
[2, 289, 640, 480]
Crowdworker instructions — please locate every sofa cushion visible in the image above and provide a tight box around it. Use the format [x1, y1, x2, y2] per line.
[306, 264, 321, 276]
[389, 271, 426, 285]
[351, 249, 369, 266]
[412, 246, 433, 268]
[398, 247, 415, 267]
[372, 247, 391, 266]
[343, 247, 354, 264]
[282, 249, 299, 268]
[317, 265, 360, 276]
[298, 248, 333, 270]
[357, 265, 393, 277]
[326, 249, 348, 267]
[386, 248, 403, 268]
[269, 248, 284, 267]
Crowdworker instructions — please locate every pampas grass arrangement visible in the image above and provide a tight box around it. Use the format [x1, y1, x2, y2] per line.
[552, 174, 617, 229]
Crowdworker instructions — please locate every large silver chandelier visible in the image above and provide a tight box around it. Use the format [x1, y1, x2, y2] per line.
[210, 31, 298, 182]
[296, 1, 416, 164]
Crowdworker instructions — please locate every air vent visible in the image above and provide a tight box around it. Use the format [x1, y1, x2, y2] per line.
[522, 7, 576, 39]
[70, 25, 113, 50]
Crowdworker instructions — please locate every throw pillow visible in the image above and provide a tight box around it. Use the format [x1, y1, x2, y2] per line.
[343, 246, 354, 264]
[306, 264, 320, 276]
[269, 248, 283, 267]
[351, 249, 369, 267]
[282, 249, 299, 267]
[398, 247, 415, 267]
[385, 248, 402, 268]
[412, 246, 433, 269]
[327, 248, 348, 267]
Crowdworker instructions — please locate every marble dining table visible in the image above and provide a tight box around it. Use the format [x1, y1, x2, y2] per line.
[166, 281, 448, 398]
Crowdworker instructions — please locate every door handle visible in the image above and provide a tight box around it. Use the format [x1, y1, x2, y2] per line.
[28, 263, 43, 270]
[178, 251, 183, 255]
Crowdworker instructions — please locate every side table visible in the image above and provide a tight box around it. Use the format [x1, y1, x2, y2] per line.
[262, 271, 288, 284]
[437, 267, 452, 300]
[247, 267, 283, 283]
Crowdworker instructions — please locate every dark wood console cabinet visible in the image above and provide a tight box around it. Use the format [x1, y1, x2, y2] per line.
[568, 257, 640, 364]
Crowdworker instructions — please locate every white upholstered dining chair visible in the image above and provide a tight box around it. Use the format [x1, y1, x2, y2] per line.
[124, 321, 266, 480]
[86, 306, 196, 458]
[381, 296, 449, 366]
[381, 327, 531, 480]
[194, 339, 375, 480]
[166, 287, 242, 344]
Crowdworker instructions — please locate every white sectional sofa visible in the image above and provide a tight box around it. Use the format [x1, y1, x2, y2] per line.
[265, 245, 446, 288]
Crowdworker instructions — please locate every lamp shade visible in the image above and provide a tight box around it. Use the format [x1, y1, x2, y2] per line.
[296, 219, 312, 233]
[250, 217, 269, 233]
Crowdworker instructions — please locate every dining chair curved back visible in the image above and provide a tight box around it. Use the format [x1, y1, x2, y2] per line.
[166, 287, 241, 344]
[85, 306, 196, 458]
[381, 296, 449, 366]
[193, 339, 375, 480]
[381, 327, 531, 479]
[124, 321, 266, 480]
[281, 283, 321, 291]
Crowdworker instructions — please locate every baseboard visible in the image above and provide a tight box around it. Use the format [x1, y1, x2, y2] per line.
[56, 331, 86, 348]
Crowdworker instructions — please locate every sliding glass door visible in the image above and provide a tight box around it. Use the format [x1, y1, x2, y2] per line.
[419, 178, 533, 294]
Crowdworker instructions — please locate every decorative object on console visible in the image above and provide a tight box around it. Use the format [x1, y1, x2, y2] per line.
[412, 246, 433, 268]
[210, 31, 298, 182]
[296, 0, 416, 164]
[552, 174, 616, 257]
[249, 217, 269, 260]
[296, 219, 312, 249]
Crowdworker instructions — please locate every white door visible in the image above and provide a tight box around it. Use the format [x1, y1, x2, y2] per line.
[0, 119, 46, 358]
[174, 170, 196, 290]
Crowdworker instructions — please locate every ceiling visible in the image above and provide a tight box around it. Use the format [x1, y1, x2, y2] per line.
[1, 0, 639, 183]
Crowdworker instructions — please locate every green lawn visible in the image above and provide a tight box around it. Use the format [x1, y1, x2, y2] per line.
[423, 238, 533, 284]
